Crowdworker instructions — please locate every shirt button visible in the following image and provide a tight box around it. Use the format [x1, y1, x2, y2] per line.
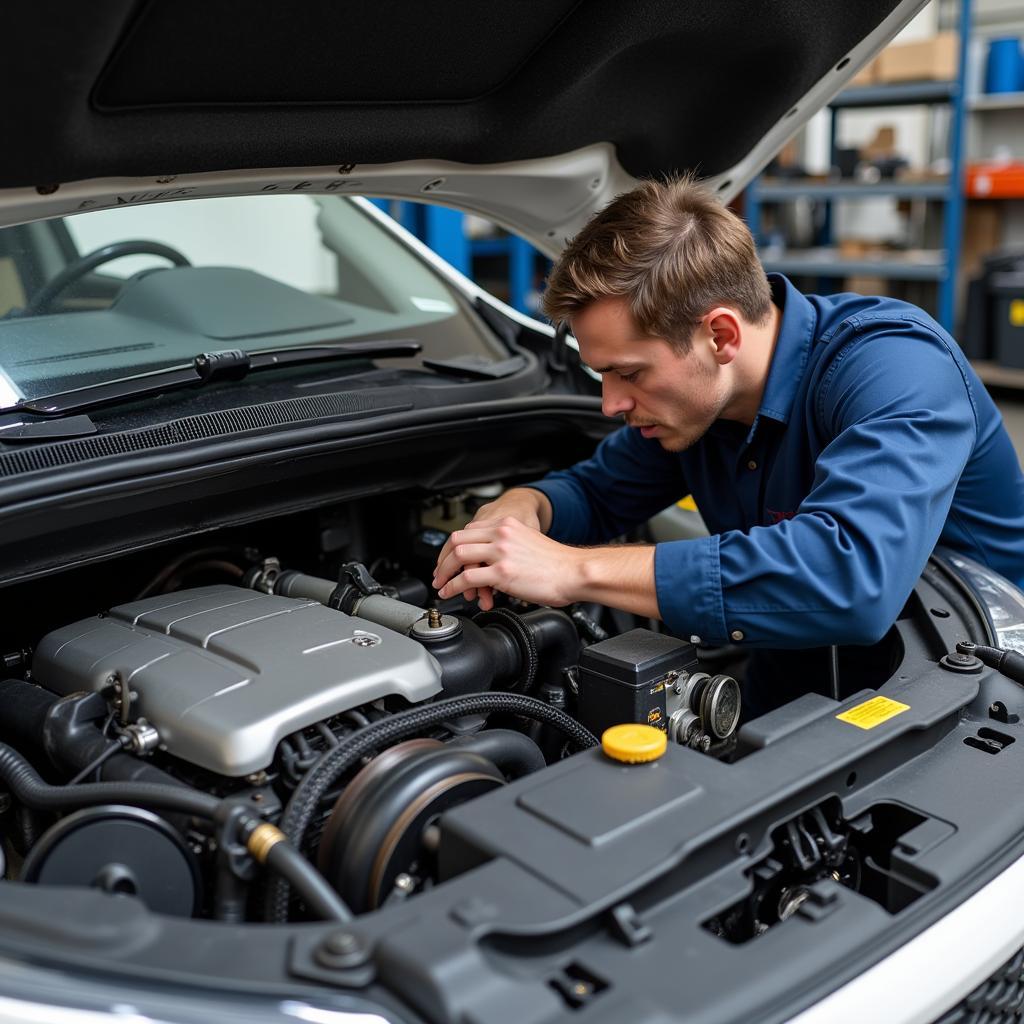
[747, 460, 758, 471]
[730, 630, 745, 642]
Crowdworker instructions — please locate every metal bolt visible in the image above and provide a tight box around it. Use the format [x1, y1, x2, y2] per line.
[428, 607, 443, 629]
[325, 932, 360, 955]
[688, 732, 712, 753]
[123, 723, 160, 754]
[940, 650, 983, 674]
[394, 873, 415, 894]
[316, 930, 370, 970]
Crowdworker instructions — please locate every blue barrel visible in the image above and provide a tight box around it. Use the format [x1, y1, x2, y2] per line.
[985, 36, 1023, 93]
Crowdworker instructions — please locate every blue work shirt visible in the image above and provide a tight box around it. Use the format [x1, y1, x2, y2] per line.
[530, 274, 1024, 659]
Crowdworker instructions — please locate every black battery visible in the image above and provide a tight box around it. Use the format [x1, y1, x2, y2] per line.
[577, 628, 699, 738]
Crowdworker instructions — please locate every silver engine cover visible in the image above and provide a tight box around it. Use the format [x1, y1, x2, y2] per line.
[33, 585, 443, 776]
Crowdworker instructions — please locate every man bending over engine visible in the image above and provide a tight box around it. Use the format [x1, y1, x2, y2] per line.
[432, 176, 1024, 715]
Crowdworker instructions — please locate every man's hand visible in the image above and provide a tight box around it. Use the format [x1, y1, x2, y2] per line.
[433, 516, 585, 610]
[433, 493, 661, 620]
[432, 488, 552, 609]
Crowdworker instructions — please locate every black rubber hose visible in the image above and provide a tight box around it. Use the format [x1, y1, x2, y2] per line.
[266, 692, 597, 922]
[569, 605, 609, 643]
[33, 688, 186, 790]
[961, 643, 1024, 686]
[264, 839, 353, 923]
[0, 742, 220, 819]
[67, 739, 127, 785]
[448, 729, 546, 778]
[522, 608, 581, 689]
[0, 741, 353, 923]
[14, 806, 41, 856]
[0, 679, 57, 746]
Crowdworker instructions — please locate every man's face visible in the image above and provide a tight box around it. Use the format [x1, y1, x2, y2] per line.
[571, 296, 731, 452]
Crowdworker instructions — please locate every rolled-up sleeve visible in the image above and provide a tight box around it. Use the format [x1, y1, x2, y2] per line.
[528, 425, 687, 545]
[654, 330, 977, 647]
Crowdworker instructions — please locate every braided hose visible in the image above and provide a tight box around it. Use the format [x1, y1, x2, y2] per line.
[265, 691, 598, 922]
[473, 608, 539, 691]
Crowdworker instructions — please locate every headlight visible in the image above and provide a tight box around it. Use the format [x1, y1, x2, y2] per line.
[942, 551, 1024, 652]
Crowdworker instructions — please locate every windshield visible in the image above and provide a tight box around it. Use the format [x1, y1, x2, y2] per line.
[0, 195, 506, 405]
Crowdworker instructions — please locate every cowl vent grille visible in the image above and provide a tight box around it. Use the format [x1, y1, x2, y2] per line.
[0, 392, 401, 479]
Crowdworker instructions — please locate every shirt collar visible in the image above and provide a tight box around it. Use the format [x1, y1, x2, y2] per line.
[744, 274, 817, 442]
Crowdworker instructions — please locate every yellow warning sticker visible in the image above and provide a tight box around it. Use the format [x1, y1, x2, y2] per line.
[677, 495, 699, 512]
[1011, 299, 1024, 328]
[836, 696, 910, 730]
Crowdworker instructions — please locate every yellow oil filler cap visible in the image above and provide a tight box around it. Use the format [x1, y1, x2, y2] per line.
[601, 723, 667, 763]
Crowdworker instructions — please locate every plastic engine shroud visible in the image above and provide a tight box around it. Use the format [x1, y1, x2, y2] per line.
[32, 585, 443, 776]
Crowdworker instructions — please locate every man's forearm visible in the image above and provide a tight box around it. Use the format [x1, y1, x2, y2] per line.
[572, 543, 660, 619]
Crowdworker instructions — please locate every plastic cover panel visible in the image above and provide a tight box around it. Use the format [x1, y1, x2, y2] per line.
[33, 585, 442, 775]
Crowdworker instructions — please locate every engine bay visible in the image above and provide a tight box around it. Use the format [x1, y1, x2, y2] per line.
[0, 488, 746, 925]
[0, 485, 1021, 1022]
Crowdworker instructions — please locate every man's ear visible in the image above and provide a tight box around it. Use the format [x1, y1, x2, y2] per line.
[704, 307, 742, 365]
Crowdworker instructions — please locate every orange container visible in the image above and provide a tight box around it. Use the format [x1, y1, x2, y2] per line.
[966, 163, 1024, 200]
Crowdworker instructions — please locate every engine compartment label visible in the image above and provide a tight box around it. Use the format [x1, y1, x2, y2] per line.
[836, 696, 910, 730]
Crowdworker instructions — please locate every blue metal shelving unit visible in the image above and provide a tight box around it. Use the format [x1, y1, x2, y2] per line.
[745, 0, 972, 333]
[762, 251, 947, 280]
[369, 200, 545, 315]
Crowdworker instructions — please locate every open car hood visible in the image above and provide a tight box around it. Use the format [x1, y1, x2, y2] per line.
[3, 0, 928, 252]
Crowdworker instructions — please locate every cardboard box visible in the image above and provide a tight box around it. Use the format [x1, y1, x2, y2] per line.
[838, 239, 871, 259]
[850, 56, 880, 86]
[877, 32, 958, 83]
[844, 275, 889, 296]
[861, 125, 897, 161]
[956, 201, 1002, 342]
[960, 202, 1001, 281]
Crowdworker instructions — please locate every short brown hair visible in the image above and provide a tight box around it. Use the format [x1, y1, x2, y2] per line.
[541, 175, 772, 351]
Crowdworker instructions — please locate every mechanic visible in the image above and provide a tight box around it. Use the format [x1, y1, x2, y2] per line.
[432, 176, 1024, 714]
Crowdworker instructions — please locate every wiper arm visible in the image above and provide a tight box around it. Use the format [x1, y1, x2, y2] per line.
[7, 340, 422, 418]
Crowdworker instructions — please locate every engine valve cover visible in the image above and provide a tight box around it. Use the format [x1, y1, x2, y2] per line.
[33, 585, 443, 776]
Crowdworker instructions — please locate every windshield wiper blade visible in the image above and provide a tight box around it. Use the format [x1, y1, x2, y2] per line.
[7, 340, 423, 418]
